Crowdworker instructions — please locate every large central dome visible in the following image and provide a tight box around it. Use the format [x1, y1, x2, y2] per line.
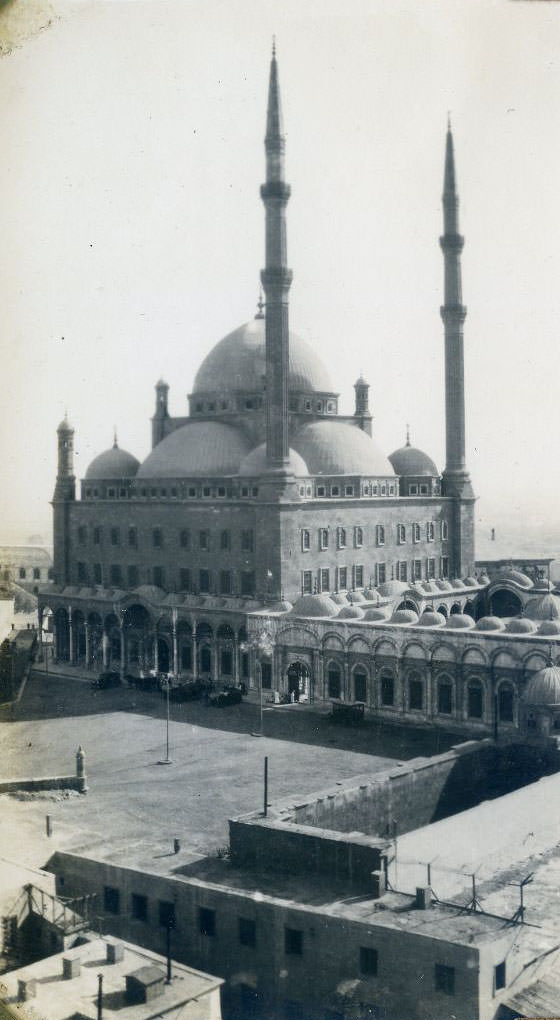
[192, 318, 335, 395]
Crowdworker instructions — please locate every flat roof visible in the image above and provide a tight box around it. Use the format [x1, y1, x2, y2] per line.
[0, 936, 223, 1020]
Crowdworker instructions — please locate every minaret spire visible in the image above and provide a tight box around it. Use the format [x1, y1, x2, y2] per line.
[261, 41, 292, 471]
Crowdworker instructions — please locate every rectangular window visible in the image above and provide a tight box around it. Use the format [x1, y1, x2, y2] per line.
[33, 567, 41, 580]
[316, 485, 326, 497]
[441, 521, 449, 541]
[220, 570, 232, 595]
[77, 562, 87, 583]
[409, 484, 418, 495]
[360, 946, 378, 976]
[220, 530, 230, 550]
[397, 561, 407, 582]
[128, 527, 137, 548]
[420, 483, 429, 495]
[302, 570, 313, 595]
[441, 556, 449, 579]
[238, 917, 256, 948]
[199, 907, 215, 937]
[153, 566, 164, 588]
[131, 893, 148, 922]
[331, 485, 340, 497]
[355, 565, 364, 588]
[438, 683, 453, 715]
[319, 568, 330, 593]
[397, 524, 406, 545]
[413, 559, 422, 581]
[337, 527, 346, 549]
[494, 961, 506, 992]
[199, 530, 209, 551]
[180, 529, 190, 549]
[199, 569, 210, 594]
[301, 530, 310, 552]
[412, 523, 421, 543]
[376, 563, 386, 585]
[110, 564, 122, 586]
[93, 563, 102, 585]
[159, 900, 176, 929]
[241, 530, 254, 552]
[409, 678, 423, 711]
[354, 526, 364, 548]
[376, 525, 384, 547]
[152, 528, 162, 548]
[344, 485, 354, 497]
[435, 964, 455, 996]
[427, 521, 435, 542]
[110, 527, 120, 546]
[338, 566, 348, 590]
[179, 568, 191, 592]
[241, 571, 255, 597]
[381, 673, 394, 706]
[284, 927, 303, 956]
[78, 525, 87, 546]
[127, 565, 139, 587]
[319, 528, 329, 550]
[468, 682, 483, 719]
[427, 557, 436, 579]
[93, 527, 102, 545]
[103, 886, 120, 915]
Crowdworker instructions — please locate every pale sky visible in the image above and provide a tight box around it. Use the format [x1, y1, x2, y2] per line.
[2, 0, 560, 544]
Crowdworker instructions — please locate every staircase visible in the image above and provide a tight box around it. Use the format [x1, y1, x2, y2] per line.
[1, 884, 96, 969]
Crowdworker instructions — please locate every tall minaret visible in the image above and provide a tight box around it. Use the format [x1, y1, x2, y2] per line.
[260, 42, 292, 472]
[440, 120, 473, 501]
[52, 414, 75, 585]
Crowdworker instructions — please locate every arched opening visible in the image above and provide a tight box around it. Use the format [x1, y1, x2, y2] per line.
[73, 610, 86, 663]
[87, 612, 103, 670]
[54, 608, 69, 661]
[396, 599, 418, 612]
[218, 624, 235, 679]
[407, 670, 424, 712]
[498, 683, 514, 723]
[450, 603, 462, 615]
[326, 661, 342, 700]
[353, 667, 368, 703]
[467, 678, 483, 719]
[287, 661, 310, 702]
[157, 637, 170, 674]
[436, 604, 448, 618]
[490, 589, 523, 618]
[464, 600, 476, 619]
[437, 675, 453, 715]
[380, 668, 395, 706]
[177, 620, 192, 674]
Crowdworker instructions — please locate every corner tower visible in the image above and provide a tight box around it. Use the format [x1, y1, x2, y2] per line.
[439, 121, 475, 575]
[260, 42, 293, 479]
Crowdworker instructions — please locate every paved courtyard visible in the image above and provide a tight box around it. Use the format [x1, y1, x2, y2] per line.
[0, 671, 462, 875]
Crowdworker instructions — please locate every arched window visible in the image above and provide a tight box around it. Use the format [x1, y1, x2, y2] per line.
[467, 679, 483, 719]
[498, 684, 514, 723]
[354, 668, 367, 703]
[408, 672, 423, 711]
[380, 669, 394, 706]
[327, 662, 341, 699]
[181, 644, 192, 671]
[437, 678, 453, 715]
[200, 646, 212, 673]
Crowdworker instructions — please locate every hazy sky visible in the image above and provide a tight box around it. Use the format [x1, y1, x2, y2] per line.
[2, 0, 560, 543]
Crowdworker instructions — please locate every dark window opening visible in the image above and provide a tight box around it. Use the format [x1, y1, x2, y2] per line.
[131, 894, 148, 922]
[438, 683, 453, 715]
[104, 886, 120, 915]
[495, 961, 506, 991]
[435, 964, 455, 996]
[328, 665, 341, 700]
[381, 673, 394, 706]
[199, 907, 215, 937]
[159, 900, 176, 929]
[468, 682, 483, 719]
[238, 917, 256, 947]
[360, 946, 378, 976]
[199, 569, 210, 594]
[261, 662, 272, 689]
[284, 927, 303, 955]
[409, 677, 423, 711]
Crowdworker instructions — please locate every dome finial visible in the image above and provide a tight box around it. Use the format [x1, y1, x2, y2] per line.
[113, 426, 118, 449]
[255, 290, 265, 319]
[406, 423, 411, 447]
[272, 35, 276, 58]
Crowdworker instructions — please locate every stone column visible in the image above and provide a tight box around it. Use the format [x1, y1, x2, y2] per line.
[38, 608, 44, 662]
[343, 659, 349, 702]
[311, 650, 320, 704]
[233, 638, 239, 683]
[84, 623, 91, 669]
[119, 621, 125, 681]
[191, 621, 198, 680]
[68, 607, 74, 664]
[153, 630, 159, 674]
[102, 629, 109, 669]
[212, 639, 219, 684]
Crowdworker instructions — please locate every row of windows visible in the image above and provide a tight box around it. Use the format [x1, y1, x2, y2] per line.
[78, 526, 255, 553]
[302, 522, 448, 553]
[309, 481, 396, 499]
[302, 557, 450, 593]
[77, 562, 256, 596]
[83, 484, 260, 500]
[15, 566, 53, 580]
[355, 668, 515, 721]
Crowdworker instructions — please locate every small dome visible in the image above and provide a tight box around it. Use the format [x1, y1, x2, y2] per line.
[239, 444, 309, 477]
[267, 600, 293, 613]
[525, 665, 560, 706]
[436, 580, 453, 591]
[86, 443, 139, 480]
[362, 587, 378, 601]
[293, 420, 394, 477]
[138, 421, 251, 478]
[377, 580, 408, 598]
[533, 577, 555, 592]
[417, 610, 446, 628]
[57, 415, 73, 432]
[347, 590, 366, 604]
[291, 594, 339, 618]
[132, 584, 165, 603]
[421, 581, 440, 594]
[391, 609, 419, 625]
[538, 620, 560, 636]
[478, 574, 491, 586]
[524, 594, 560, 622]
[450, 579, 466, 590]
[193, 318, 334, 395]
[446, 614, 475, 630]
[464, 576, 479, 587]
[331, 592, 350, 605]
[388, 443, 438, 477]
[476, 616, 506, 632]
[363, 606, 392, 622]
[338, 605, 365, 620]
[494, 568, 533, 590]
[506, 618, 537, 634]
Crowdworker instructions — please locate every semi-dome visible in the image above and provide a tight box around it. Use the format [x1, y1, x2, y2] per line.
[524, 594, 560, 622]
[86, 442, 139, 480]
[506, 618, 537, 634]
[417, 610, 446, 628]
[338, 605, 365, 620]
[446, 614, 475, 630]
[238, 444, 309, 477]
[475, 616, 506, 632]
[138, 421, 251, 479]
[292, 421, 394, 477]
[290, 594, 339, 618]
[388, 442, 438, 477]
[192, 318, 334, 395]
[494, 568, 533, 590]
[525, 666, 560, 706]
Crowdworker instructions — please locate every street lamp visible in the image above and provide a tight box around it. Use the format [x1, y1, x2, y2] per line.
[241, 629, 274, 737]
[158, 678, 172, 765]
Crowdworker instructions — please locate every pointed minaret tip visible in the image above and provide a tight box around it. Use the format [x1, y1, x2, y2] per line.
[444, 120, 456, 196]
[266, 38, 284, 142]
[113, 427, 118, 449]
[406, 424, 411, 447]
[272, 35, 276, 58]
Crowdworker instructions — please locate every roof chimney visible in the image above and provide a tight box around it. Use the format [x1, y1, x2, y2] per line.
[416, 886, 433, 910]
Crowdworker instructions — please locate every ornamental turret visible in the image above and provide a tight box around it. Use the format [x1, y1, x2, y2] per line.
[52, 414, 75, 585]
[260, 42, 293, 474]
[54, 414, 75, 501]
[353, 374, 372, 436]
[152, 378, 169, 447]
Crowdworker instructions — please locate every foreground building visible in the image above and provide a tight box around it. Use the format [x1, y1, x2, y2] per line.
[38, 50, 559, 735]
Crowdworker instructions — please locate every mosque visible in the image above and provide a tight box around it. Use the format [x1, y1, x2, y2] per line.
[39, 49, 560, 735]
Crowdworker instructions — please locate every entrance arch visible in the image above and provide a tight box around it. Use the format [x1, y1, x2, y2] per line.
[287, 661, 310, 702]
[490, 588, 523, 618]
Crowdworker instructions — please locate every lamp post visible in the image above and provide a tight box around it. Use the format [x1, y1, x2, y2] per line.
[158, 678, 172, 765]
[241, 628, 274, 737]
